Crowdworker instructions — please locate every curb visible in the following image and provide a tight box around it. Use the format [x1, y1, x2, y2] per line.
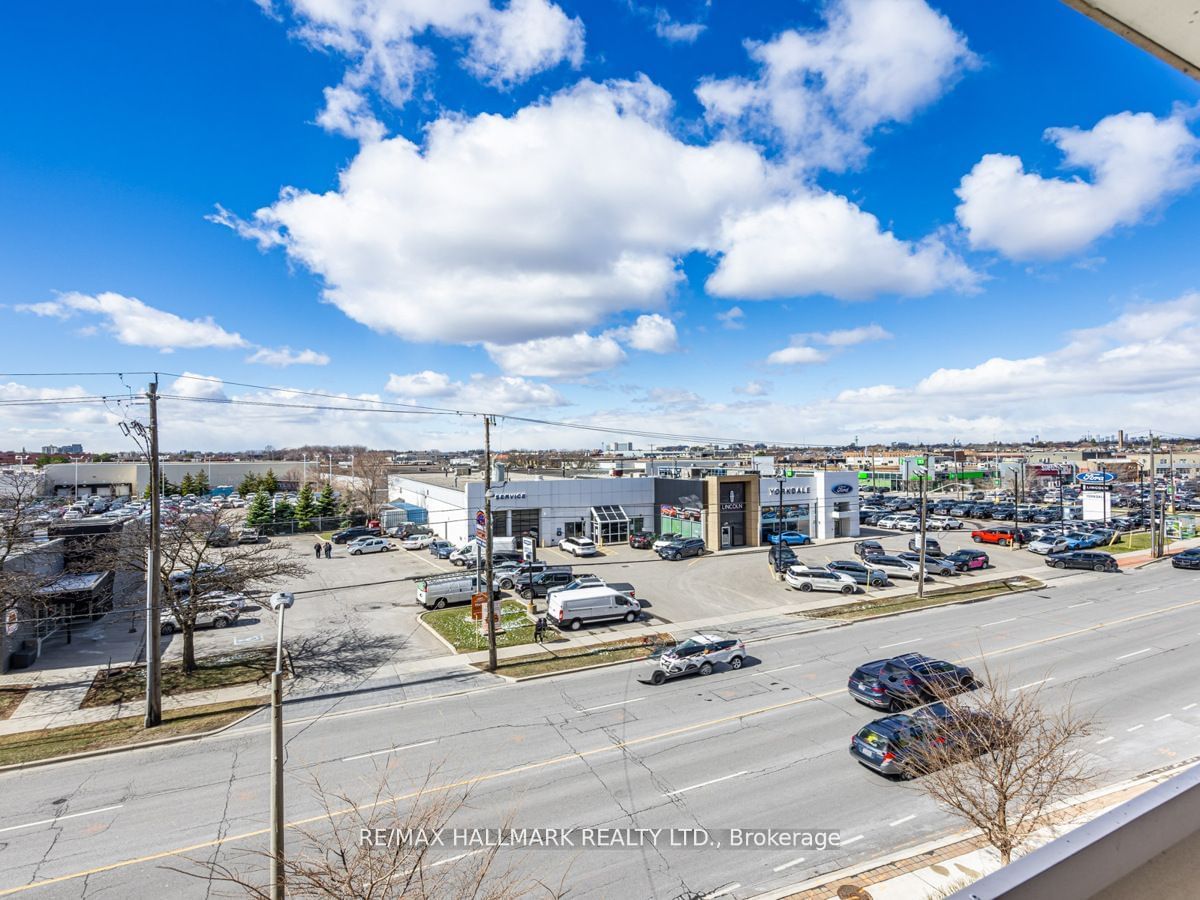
[0, 701, 268, 773]
[796, 578, 1046, 628]
[502, 651, 655, 682]
[415, 614, 465, 655]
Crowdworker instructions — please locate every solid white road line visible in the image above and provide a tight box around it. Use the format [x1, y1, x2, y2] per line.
[663, 771, 748, 797]
[0, 804, 124, 835]
[702, 883, 741, 898]
[1114, 648, 1152, 660]
[773, 856, 807, 872]
[1127, 724, 1144, 733]
[581, 697, 646, 713]
[1010, 678, 1053, 692]
[841, 834, 865, 846]
[879, 639, 919, 649]
[981, 618, 1017, 628]
[342, 739, 437, 762]
[1096, 737, 1115, 745]
[889, 814, 916, 827]
[1154, 714, 1172, 721]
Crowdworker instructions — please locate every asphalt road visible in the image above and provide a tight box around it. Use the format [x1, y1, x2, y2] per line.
[2, 561, 1199, 899]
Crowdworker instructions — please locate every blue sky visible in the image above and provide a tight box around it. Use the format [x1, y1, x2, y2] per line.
[2, 0, 1199, 451]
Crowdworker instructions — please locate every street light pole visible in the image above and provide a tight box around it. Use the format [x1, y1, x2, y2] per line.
[72, 456, 80, 501]
[144, 381, 162, 728]
[484, 417, 497, 672]
[776, 472, 785, 575]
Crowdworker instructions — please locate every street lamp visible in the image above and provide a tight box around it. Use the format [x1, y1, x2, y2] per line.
[71, 456, 81, 501]
[775, 471, 785, 574]
[268, 590, 295, 900]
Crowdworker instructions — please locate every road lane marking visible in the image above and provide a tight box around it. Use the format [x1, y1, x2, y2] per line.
[773, 856, 806, 872]
[842, 834, 864, 846]
[663, 771, 748, 797]
[1134, 588, 1157, 595]
[755, 663, 808, 676]
[1114, 648, 1152, 660]
[879, 639, 919, 649]
[1183, 704, 1198, 711]
[889, 814, 916, 827]
[981, 618, 1017, 628]
[1011, 678, 1053, 693]
[342, 739, 437, 762]
[0, 805, 124, 835]
[1154, 714, 1172, 721]
[702, 884, 740, 899]
[12, 594, 1200, 896]
[429, 848, 486, 868]
[580, 697, 646, 713]
[1127, 724, 1144, 733]
[1067, 601, 1093, 608]
[1096, 737, 1114, 745]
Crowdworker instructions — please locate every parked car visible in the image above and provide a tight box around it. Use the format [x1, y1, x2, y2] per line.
[928, 516, 964, 530]
[544, 574, 606, 599]
[1062, 531, 1100, 550]
[907, 537, 943, 557]
[869, 555, 926, 581]
[517, 569, 578, 599]
[652, 534, 680, 552]
[493, 561, 567, 590]
[1028, 534, 1070, 555]
[971, 526, 1026, 546]
[785, 566, 858, 594]
[768, 531, 812, 546]
[430, 540, 455, 559]
[548, 586, 639, 630]
[332, 526, 381, 544]
[348, 537, 394, 555]
[768, 543, 798, 570]
[559, 536, 599, 557]
[636, 634, 746, 685]
[854, 540, 885, 559]
[1172, 548, 1200, 570]
[896, 552, 956, 576]
[658, 537, 705, 560]
[401, 534, 435, 550]
[1045, 551, 1118, 572]
[847, 653, 976, 711]
[160, 597, 240, 634]
[827, 560, 889, 588]
[628, 530, 657, 549]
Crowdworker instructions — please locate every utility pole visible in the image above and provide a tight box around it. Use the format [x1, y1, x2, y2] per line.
[144, 381, 162, 728]
[484, 416, 497, 672]
[1149, 434, 1159, 558]
[776, 471, 785, 576]
[1013, 465, 1022, 551]
[917, 453, 928, 599]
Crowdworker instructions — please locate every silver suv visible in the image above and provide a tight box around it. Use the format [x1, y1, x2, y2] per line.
[636, 634, 746, 685]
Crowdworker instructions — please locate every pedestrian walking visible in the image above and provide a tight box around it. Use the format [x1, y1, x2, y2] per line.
[324, 541, 332, 559]
[534, 616, 547, 644]
[314, 540, 322, 559]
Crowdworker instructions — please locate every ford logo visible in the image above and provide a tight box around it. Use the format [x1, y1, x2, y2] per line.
[1075, 472, 1116, 484]
[831, 484, 853, 495]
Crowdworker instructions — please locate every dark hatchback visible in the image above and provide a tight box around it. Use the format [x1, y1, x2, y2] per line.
[628, 530, 656, 549]
[1172, 548, 1200, 570]
[943, 549, 989, 571]
[1045, 550, 1118, 572]
[848, 653, 976, 711]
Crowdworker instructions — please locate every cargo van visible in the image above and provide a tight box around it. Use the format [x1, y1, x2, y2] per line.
[548, 586, 640, 630]
[416, 573, 494, 610]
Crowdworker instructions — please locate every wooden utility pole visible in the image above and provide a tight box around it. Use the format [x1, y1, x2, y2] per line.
[144, 381, 162, 728]
[1149, 434, 1159, 558]
[917, 453, 928, 599]
[484, 416, 497, 672]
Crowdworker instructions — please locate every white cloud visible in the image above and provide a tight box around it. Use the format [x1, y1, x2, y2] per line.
[733, 379, 770, 396]
[386, 369, 565, 413]
[655, 9, 705, 44]
[716, 306, 744, 329]
[807, 323, 893, 347]
[16, 292, 247, 351]
[708, 193, 976, 300]
[766, 345, 829, 366]
[485, 332, 626, 378]
[616, 313, 679, 353]
[246, 346, 331, 367]
[955, 110, 1200, 261]
[697, 0, 975, 170]
[168, 372, 229, 400]
[220, 77, 773, 345]
[265, 0, 583, 138]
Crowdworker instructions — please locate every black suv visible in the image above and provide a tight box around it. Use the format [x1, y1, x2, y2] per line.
[1045, 550, 1118, 572]
[493, 562, 569, 590]
[854, 540, 885, 559]
[1173, 548, 1200, 570]
[331, 526, 381, 544]
[517, 569, 578, 599]
[768, 543, 798, 569]
[827, 560, 889, 587]
[459, 550, 523, 570]
[907, 537, 943, 557]
[848, 653, 976, 711]
[659, 537, 705, 560]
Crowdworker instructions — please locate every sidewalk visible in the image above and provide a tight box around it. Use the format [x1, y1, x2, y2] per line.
[1116, 535, 1200, 568]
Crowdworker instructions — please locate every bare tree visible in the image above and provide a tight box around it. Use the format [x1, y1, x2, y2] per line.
[900, 668, 1099, 864]
[110, 508, 310, 673]
[177, 771, 570, 899]
[344, 452, 392, 519]
[0, 469, 64, 672]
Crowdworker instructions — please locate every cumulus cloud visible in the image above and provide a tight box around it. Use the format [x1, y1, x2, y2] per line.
[716, 306, 745, 329]
[485, 332, 626, 378]
[766, 345, 829, 366]
[708, 193, 976, 300]
[955, 110, 1200, 261]
[654, 8, 705, 44]
[168, 372, 229, 400]
[16, 292, 247, 351]
[616, 314, 679, 353]
[733, 379, 770, 396]
[697, 0, 975, 170]
[386, 369, 565, 413]
[807, 323, 893, 346]
[246, 346, 331, 367]
[765, 321, 891, 365]
[263, 0, 583, 139]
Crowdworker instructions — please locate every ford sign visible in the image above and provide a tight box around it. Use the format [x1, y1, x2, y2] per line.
[1076, 472, 1116, 484]
[831, 484, 853, 495]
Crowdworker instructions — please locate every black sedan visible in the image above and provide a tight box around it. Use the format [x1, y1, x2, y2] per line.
[1045, 550, 1118, 572]
[1172, 548, 1200, 570]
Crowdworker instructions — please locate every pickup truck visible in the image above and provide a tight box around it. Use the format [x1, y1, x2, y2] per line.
[237, 527, 260, 544]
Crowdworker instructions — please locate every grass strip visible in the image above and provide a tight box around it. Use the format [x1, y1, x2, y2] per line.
[82, 649, 278, 708]
[421, 601, 564, 652]
[1099, 533, 1152, 554]
[0, 698, 263, 767]
[477, 633, 673, 678]
[804, 577, 1044, 621]
[0, 685, 31, 721]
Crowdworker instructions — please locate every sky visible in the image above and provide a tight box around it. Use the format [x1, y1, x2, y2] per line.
[2, 0, 1199, 453]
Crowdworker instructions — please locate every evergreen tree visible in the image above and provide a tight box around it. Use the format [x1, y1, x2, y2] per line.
[316, 483, 336, 518]
[273, 500, 295, 523]
[294, 483, 316, 531]
[246, 490, 272, 526]
[237, 473, 259, 496]
[180, 472, 195, 495]
[262, 468, 279, 494]
[194, 470, 210, 495]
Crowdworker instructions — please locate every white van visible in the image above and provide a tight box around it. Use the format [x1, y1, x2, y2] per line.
[548, 586, 640, 630]
[416, 573, 488, 610]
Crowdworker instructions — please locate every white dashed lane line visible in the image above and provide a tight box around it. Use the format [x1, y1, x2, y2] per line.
[1183, 704, 1198, 711]
[342, 739, 437, 762]
[1114, 648, 1152, 660]
[1154, 714, 1172, 721]
[1096, 737, 1114, 745]
[773, 856, 806, 873]
[1011, 678, 1053, 692]
[841, 834, 865, 846]
[0, 804, 125, 835]
[662, 771, 747, 797]
[981, 618, 1017, 628]
[879, 639, 919, 649]
[702, 883, 741, 898]
[1127, 724, 1145, 733]
[581, 697, 646, 713]
[1067, 601, 1093, 609]
[889, 815, 916, 827]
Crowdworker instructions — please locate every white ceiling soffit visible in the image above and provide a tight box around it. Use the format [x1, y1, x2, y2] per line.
[1060, 0, 1200, 80]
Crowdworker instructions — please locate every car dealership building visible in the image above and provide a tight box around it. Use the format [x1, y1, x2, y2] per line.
[388, 463, 859, 550]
